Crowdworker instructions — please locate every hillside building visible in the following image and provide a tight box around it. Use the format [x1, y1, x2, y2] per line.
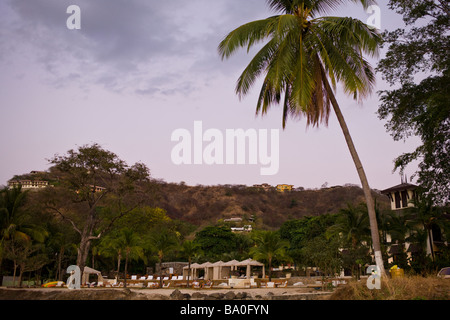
[381, 182, 418, 210]
[276, 184, 294, 192]
[8, 179, 49, 190]
[380, 182, 448, 265]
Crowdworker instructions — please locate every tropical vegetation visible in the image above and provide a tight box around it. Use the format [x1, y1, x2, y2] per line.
[0, 144, 448, 287]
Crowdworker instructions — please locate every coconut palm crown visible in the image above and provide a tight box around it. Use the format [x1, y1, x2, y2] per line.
[219, 0, 380, 127]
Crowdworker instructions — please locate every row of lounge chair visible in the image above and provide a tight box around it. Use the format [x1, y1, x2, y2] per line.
[129, 277, 289, 289]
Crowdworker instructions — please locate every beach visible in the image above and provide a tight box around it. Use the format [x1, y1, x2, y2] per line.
[0, 286, 332, 300]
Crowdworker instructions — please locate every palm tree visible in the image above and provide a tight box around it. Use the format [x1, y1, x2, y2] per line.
[0, 186, 48, 276]
[327, 203, 371, 248]
[385, 210, 412, 267]
[180, 240, 201, 287]
[0, 187, 31, 245]
[148, 230, 178, 288]
[218, 0, 385, 275]
[118, 229, 145, 288]
[326, 203, 371, 277]
[251, 231, 289, 281]
[99, 228, 144, 288]
[409, 195, 447, 263]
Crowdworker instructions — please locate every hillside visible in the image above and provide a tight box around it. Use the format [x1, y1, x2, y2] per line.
[148, 182, 391, 229]
[6, 170, 391, 230]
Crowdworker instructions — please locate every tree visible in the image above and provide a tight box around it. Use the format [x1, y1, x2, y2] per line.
[327, 203, 371, 249]
[3, 239, 48, 287]
[180, 240, 202, 287]
[43, 143, 151, 276]
[0, 186, 48, 276]
[148, 229, 178, 288]
[98, 231, 124, 283]
[326, 203, 371, 277]
[116, 228, 145, 288]
[377, 0, 450, 205]
[250, 230, 289, 281]
[300, 235, 342, 283]
[408, 194, 449, 264]
[194, 226, 237, 260]
[218, 0, 385, 275]
[279, 214, 337, 265]
[384, 210, 411, 268]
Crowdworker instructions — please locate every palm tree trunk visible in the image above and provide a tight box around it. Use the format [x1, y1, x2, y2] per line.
[57, 246, 64, 281]
[116, 251, 121, 283]
[187, 258, 191, 288]
[159, 258, 163, 288]
[268, 258, 272, 282]
[124, 252, 129, 288]
[427, 227, 435, 262]
[321, 71, 386, 276]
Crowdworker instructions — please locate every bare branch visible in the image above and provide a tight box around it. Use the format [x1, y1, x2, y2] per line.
[47, 205, 82, 235]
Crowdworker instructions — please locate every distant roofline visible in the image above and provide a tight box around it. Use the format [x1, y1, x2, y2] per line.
[380, 183, 417, 194]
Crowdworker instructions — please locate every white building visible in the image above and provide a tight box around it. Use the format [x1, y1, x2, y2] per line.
[8, 180, 49, 190]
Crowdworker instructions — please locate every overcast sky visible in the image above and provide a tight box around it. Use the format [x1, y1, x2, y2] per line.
[0, 0, 421, 190]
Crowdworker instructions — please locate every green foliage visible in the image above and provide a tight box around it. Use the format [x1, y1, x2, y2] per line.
[377, 0, 450, 204]
[194, 226, 238, 260]
[279, 214, 338, 263]
[250, 230, 289, 280]
[219, 0, 381, 128]
[300, 235, 342, 277]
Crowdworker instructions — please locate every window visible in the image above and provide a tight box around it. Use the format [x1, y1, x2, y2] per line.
[401, 191, 408, 208]
[394, 192, 401, 209]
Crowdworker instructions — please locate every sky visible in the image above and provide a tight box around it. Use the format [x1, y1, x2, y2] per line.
[0, 0, 421, 191]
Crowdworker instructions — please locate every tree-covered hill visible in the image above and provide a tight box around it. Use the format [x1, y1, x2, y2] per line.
[147, 181, 390, 229]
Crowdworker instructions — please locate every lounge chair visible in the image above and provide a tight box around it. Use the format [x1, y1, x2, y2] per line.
[214, 282, 229, 289]
[147, 275, 153, 280]
[202, 280, 213, 289]
[177, 276, 184, 281]
[131, 275, 137, 280]
[163, 277, 169, 281]
[162, 281, 171, 288]
[276, 281, 288, 288]
[192, 281, 201, 289]
[250, 278, 258, 288]
[148, 282, 159, 288]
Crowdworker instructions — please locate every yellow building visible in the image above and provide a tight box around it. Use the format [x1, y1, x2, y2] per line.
[276, 184, 294, 192]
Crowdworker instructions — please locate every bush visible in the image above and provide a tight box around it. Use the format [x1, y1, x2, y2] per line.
[330, 276, 450, 300]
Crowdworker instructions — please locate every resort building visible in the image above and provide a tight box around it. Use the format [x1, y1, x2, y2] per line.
[90, 185, 106, 193]
[380, 182, 449, 265]
[276, 184, 294, 192]
[8, 179, 49, 190]
[381, 182, 418, 210]
[224, 217, 243, 223]
[231, 225, 253, 233]
[252, 183, 273, 191]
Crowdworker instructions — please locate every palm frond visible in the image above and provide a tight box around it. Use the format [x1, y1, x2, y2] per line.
[218, 16, 280, 59]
